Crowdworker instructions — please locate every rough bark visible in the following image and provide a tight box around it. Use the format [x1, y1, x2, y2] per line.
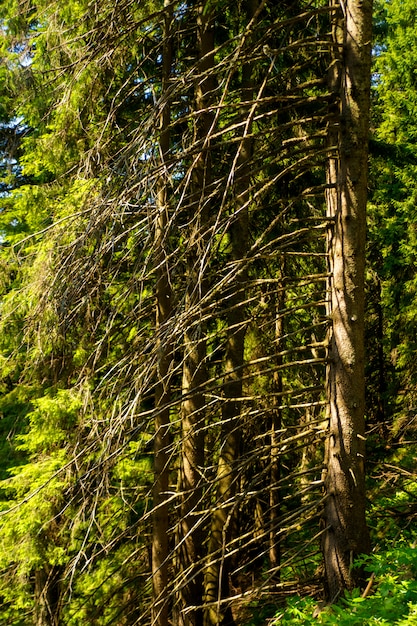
[323, 0, 373, 601]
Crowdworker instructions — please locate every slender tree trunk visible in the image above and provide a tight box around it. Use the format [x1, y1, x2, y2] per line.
[205, 4, 257, 623]
[179, 4, 215, 625]
[204, 214, 248, 626]
[269, 262, 285, 576]
[179, 320, 206, 626]
[152, 3, 173, 625]
[323, 0, 372, 601]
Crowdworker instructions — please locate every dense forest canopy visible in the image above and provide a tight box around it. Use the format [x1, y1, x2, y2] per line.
[0, 0, 416, 625]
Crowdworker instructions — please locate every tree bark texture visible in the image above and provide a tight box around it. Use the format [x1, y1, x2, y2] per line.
[323, 0, 373, 601]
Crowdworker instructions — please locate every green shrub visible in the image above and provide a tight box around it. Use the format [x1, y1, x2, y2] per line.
[273, 546, 417, 625]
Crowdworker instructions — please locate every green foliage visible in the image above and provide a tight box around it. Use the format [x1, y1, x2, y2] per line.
[0, 0, 415, 623]
[245, 601, 278, 626]
[274, 547, 417, 625]
[366, 0, 417, 430]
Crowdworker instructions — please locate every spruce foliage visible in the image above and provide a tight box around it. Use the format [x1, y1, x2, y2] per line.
[0, 0, 415, 624]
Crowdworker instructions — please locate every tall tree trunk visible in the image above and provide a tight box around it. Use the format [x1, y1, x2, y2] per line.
[323, 0, 372, 601]
[204, 4, 257, 623]
[179, 3, 215, 625]
[152, 3, 173, 625]
[269, 261, 285, 576]
[204, 214, 249, 626]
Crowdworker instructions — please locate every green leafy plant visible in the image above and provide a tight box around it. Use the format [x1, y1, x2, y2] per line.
[273, 547, 417, 625]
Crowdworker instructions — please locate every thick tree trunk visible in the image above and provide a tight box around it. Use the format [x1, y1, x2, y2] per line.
[179, 4, 215, 625]
[323, 0, 373, 601]
[152, 3, 173, 625]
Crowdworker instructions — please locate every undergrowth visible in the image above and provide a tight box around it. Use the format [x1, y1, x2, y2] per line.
[265, 447, 417, 625]
[273, 545, 417, 624]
